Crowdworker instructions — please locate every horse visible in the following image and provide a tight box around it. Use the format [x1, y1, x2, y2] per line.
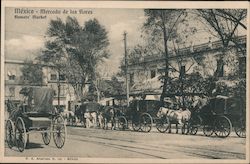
[61, 110, 75, 126]
[157, 106, 191, 134]
[98, 106, 115, 130]
[84, 111, 97, 128]
[74, 106, 86, 127]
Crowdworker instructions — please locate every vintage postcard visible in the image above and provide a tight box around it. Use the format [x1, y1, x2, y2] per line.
[0, 1, 249, 163]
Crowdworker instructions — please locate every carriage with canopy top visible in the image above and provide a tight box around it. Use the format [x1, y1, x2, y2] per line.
[5, 87, 66, 152]
[111, 92, 176, 133]
[189, 95, 246, 138]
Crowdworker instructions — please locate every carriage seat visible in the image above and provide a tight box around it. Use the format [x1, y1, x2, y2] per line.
[22, 112, 52, 129]
[23, 112, 52, 118]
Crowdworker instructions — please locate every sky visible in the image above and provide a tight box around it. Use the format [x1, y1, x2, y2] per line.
[4, 8, 247, 76]
[5, 7, 146, 75]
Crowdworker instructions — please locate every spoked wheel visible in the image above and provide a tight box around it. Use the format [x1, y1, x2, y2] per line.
[188, 115, 202, 135]
[15, 117, 27, 152]
[5, 119, 15, 148]
[117, 116, 128, 130]
[42, 126, 51, 145]
[214, 116, 232, 138]
[140, 113, 153, 133]
[156, 117, 169, 133]
[132, 117, 141, 131]
[203, 124, 214, 137]
[234, 118, 246, 138]
[53, 115, 66, 149]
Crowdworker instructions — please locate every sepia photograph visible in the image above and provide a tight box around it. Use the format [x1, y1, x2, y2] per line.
[1, 1, 249, 163]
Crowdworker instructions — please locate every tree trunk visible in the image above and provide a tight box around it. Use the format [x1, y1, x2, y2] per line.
[160, 21, 169, 102]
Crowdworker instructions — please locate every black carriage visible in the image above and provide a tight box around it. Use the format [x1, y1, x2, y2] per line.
[189, 95, 246, 138]
[121, 100, 164, 133]
[5, 87, 66, 152]
[83, 102, 101, 113]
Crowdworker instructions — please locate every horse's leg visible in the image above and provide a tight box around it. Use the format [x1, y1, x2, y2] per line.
[181, 123, 184, 134]
[26, 134, 30, 146]
[176, 123, 178, 134]
[104, 118, 107, 130]
[183, 121, 188, 135]
[87, 119, 90, 128]
[99, 118, 103, 129]
[168, 123, 172, 133]
[111, 118, 115, 130]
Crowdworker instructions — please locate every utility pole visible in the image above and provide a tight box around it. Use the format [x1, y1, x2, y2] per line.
[124, 31, 130, 107]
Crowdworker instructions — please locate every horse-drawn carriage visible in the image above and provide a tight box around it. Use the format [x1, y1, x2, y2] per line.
[189, 95, 246, 138]
[5, 87, 66, 152]
[83, 102, 101, 128]
[116, 100, 165, 132]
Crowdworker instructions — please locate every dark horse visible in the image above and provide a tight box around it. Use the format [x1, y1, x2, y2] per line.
[98, 106, 115, 130]
[74, 105, 86, 127]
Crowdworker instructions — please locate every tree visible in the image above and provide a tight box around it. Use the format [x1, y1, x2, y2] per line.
[98, 76, 125, 98]
[196, 9, 247, 77]
[143, 9, 186, 101]
[21, 60, 43, 86]
[38, 16, 110, 102]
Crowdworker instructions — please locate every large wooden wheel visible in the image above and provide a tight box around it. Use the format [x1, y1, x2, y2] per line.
[5, 119, 15, 148]
[132, 117, 141, 131]
[117, 116, 128, 130]
[140, 113, 153, 133]
[156, 117, 169, 133]
[53, 115, 66, 149]
[188, 115, 202, 135]
[203, 122, 214, 137]
[42, 125, 51, 145]
[15, 117, 27, 152]
[234, 117, 246, 138]
[214, 116, 232, 138]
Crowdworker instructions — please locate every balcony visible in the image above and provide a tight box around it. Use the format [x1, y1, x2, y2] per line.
[127, 35, 246, 67]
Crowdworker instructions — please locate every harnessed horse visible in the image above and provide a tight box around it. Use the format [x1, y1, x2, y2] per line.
[98, 106, 115, 130]
[157, 106, 191, 134]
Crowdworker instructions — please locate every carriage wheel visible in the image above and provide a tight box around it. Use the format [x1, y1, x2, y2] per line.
[53, 115, 66, 148]
[5, 119, 15, 148]
[117, 116, 127, 130]
[15, 117, 27, 152]
[132, 117, 141, 131]
[42, 126, 51, 145]
[234, 118, 246, 138]
[214, 116, 232, 138]
[188, 115, 202, 135]
[156, 117, 169, 133]
[203, 124, 214, 137]
[140, 113, 153, 133]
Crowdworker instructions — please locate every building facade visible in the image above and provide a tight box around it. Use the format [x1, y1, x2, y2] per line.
[4, 60, 76, 112]
[127, 35, 246, 94]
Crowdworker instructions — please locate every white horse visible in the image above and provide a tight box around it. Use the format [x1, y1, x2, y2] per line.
[84, 112, 97, 128]
[157, 107, 191, 134]
[97, 111, 105, 129]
